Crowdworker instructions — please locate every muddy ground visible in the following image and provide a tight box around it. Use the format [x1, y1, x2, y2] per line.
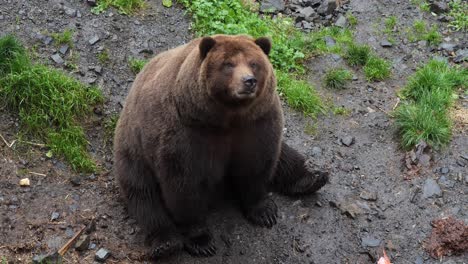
[0, 0, 467, 263]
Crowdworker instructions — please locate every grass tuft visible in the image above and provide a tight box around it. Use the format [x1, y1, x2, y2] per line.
[98, 48, 110, 64]
[50, 29, 74, 47]
[345, 43, 371, 66]
[448, 0, 467, 32]
[92, 0, 146, 15]
[346, 13, 358, 28]
[364, 55, 391, 81]
[323, 68, 352, 89]
[0, 35, 103, 172]
[395, 59, 467, 149]
[385, 16, 397, 32]
[128, 57, 148, 74]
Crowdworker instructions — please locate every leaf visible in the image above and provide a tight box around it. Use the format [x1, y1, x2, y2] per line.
[377, 250, 392, 264]
[46, 150, 53, 158]
[162, 0, 172, 8]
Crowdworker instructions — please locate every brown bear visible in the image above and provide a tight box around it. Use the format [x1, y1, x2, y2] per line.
[113, 34, 328, 259]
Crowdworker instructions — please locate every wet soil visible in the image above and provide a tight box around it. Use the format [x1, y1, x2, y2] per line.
[0, 0, 467, 263]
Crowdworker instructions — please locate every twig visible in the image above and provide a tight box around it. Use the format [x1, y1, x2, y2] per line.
[392, 98, 401, 110]
[18, 140, 46, 147]
[28, 171, 47, 177]
[0, 133, 16, 148]
[58, 225, 86, 256]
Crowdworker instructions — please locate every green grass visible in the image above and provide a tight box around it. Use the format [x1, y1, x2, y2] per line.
[104, 113, 120, 142]
[0, 35, 103, 172]
[395, 59, 467, 149]
[305, 26, 354, 56]
[323, 68, 352, 89]
[98, 49, 110, 64]
[345, 43, 371, 66]
[346, 13, 358, 28]
[179, 0, 326, 117]
[128, 57, 148, 74]
[92, 0, 146, 14]
[364, 56, 391, 81]
[408, 20, 442, 45]
[332, 106, 350, 116]
[50, 29, 74, 47]
[448, 0, 467, 32]
[384, 16, 397, 33]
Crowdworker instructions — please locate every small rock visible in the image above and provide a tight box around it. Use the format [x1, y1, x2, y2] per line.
[51, 53, 64, 65]
[63, 6, 77, 17]
[454, 49, 468, 63]
[95, 248, 111, 262]
[331, 53, 341, 61]
[340, 202, 363, 219]
[87, 0, 97, 6]
[359, 191, 377, 201]
[51, 212, 60, 221]
[439, 43, 456, 52]
[418, 40, 428, 48]
[260, 0, 285, 13]
[422, 179, 442, 199]
[334, 14, 347, 28]
[89, 243, 97, 250]
[415, 255, 424, 264]
[47, 236, 64, 250]
[75, 234, 90, 251]
[19, 178, 30, 187]
[65, 227, 75, 238]
[440, 167, 449, 174]
[70, 176, 81, 186]
[439, 175, 455, 188]
[43, 36, 53, 45]
[87, 77, 97, 84]
[59, 45, 69, 55]
[456, 158, 467, 167]
[418, 154, 431, 167]
[340, 136, 355, 147]
[317, 0, 337, 15]
[93, 66, 102, 74]
[380, 39, 393, 48]
[89, 35, 100, 45]
[324, 36, 336, 47]
[302, 21, 313, 30]
[299, 6, 317, 22]
[430, 1, 449, 14]
[311, 146, 322, 156]
[361, 236, 381, 248]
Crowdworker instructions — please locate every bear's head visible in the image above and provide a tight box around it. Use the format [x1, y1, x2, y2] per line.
[199, 35, 273, 107]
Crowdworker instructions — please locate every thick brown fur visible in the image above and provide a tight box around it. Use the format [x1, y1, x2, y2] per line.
[113, 34, 328, 259]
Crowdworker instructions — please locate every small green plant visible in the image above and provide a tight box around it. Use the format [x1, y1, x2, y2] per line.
[407, 20, 442, 45]
[384, 16, 397, 32]
[424, 26, 442, 45]
[323, 68, 352, 89]
[50, 29, 74, 47]
[345, 43, 371, 66]
[332, 106, 350, 116]
[346, 13, 358, 28]
[128, 57, 148, 74]
[92, 0, 146, 15]
[413, 20, 427, 35]
[304, 122, 318, 136]
[98, 49, 110, 64]
[395, 59, 467, 149]
[0, 35, 103, 172]
[305, 26, 354, 55]
[364, 56, 391, 82]
[448, 0, 467, 32]
[104, 113, 120, 141]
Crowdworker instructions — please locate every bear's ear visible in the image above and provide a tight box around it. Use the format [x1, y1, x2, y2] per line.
[199, 37, 216, 60]
[255, 37, 271, 56]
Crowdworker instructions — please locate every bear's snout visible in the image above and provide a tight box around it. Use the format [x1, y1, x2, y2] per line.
[241, 76, 257, 93]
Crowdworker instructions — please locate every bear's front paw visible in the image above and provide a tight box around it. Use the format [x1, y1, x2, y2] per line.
[184, 229, 217, 257]
[245, 197, 278, 228]
[289, 168, 330, 195]
[150, 236, 183, 259]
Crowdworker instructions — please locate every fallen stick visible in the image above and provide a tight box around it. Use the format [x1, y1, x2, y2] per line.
[58, 225, 86, 256]
[0, 133, 16, 148]
[28, 171, 47, 177]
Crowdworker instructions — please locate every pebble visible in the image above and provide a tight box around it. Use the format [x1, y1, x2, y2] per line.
[311, 146, 322, 156]
[359, 190, 377, 201]
[59, 45, 69, 55]
[340, 136, 355, 147]
[89, 35, 100, 45]
[440, 167, 449, 174]
[51, 53, 64, 65]
[63, 6, 77, 17]
[51, 211, 60, 221]
[380, 39, 393, 48]
[422, 179, 442, 199]
[415, 255, 424, 264]
[89, 243, 97, 250]
[70, 176, 82, 186]
[453, 49, 467, 63]
[324, 36, 336, 47]
[95, 248, 111, 262]
[87, 0, 97, 6]
[317, 0, 337, 15]
[439, 43, 456, 52]
[361, 236, 381, 247]
[75, 234, 90, 251]
[334, 14, 347, 28]
[260, 0, 285, 13]
[43, 36, 53, 45]
[19, 178, 30, 186]
[65, 227, 75, 238]
[299, 6, 317, 22]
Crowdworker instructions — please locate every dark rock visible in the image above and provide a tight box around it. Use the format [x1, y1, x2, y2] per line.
[51, 53, 64, 65]
[438, 15, 454, 22]
[75, 234, 90, 251]
[70, 176, 81, 186]
[340, 136, 355, 147]
[317, 0, 337, 15]
[94, 66, 102, 74]
[454, 49, 468, 63]
[59, 45, 69, 55]
[359, 191, 377, 201]
[456, 158, 467, 167]
[95, 248, 111, 262]
[430, 1, 449, 14]
[302, 21, 313, 29]
[299, 6, 317, 22]
[87, 0, 97, 7]
[324, 36, 336, 47]
[380, 39, 393, 48]
[361, 236, 381, 248]
[303, 0, 322, 7]
[334, 14, 347, 28]
[89, 35, 100, 45]
[260, 0, 285, 13]
[422, 179, 442, 199]
[50, 211, 60, 221]
[439, 43, 456, 52]
[86, 218, 97, 234]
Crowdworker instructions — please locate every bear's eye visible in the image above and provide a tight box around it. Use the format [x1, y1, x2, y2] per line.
[223, 62, 235, 68]
[250, 62, 258, 69]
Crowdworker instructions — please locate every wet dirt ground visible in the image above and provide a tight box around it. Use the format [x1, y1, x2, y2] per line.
[0, 0, 467, 263]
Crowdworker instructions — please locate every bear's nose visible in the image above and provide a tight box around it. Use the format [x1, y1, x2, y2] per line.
[242, 76, 257, 92]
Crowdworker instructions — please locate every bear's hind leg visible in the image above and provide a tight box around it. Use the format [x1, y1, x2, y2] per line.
[270, 142, 329, 196]
[116, 154, 183, 259]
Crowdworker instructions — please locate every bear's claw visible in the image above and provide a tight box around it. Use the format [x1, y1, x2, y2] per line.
[245, 197, 278, 228]
[184, 230, 217, 257]
[150, 238, 183, 259]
